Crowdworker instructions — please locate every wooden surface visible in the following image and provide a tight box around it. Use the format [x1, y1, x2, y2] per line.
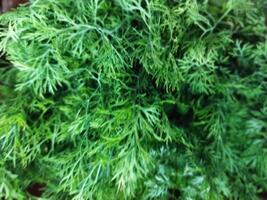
[1, 0, 28, 13]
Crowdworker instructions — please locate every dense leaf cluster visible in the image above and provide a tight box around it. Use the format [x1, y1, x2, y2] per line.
[0, 0, 267, 199]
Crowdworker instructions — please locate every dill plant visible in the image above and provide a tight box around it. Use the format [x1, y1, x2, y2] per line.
[0, 0, 267, 199]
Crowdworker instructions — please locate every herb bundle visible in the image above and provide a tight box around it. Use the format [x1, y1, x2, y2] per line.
[0, 0, 266, 199]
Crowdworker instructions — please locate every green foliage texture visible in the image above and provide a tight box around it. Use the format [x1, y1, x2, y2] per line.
[0, 0, 267, 199]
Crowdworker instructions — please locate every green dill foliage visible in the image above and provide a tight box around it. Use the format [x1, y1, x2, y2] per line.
[0, 0, 267, 199]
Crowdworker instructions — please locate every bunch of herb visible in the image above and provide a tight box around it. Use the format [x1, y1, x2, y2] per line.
[0, 0, 266, 199]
